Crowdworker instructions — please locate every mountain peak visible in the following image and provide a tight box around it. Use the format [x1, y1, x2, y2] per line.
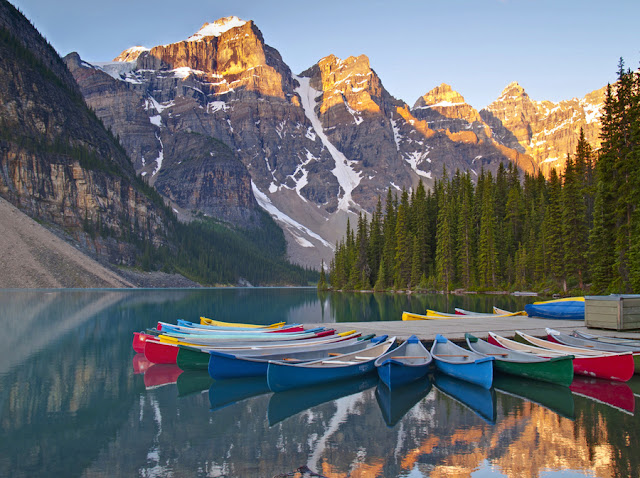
[415, 83, 466, 108]
[113, 46, 150, 62]
[499, 81, 527, 99]
[187, 16, 247, 42]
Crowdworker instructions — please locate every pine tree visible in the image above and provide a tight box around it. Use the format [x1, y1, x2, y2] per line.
[544, 169, 564, 289]
[456, 173, 474, 289]
[562, 150, 588, 289]
[317, 259, 328, 290]
[435, 179, 455, 291]
[476, 173, 498, 289]
[394, 197, 412, 288]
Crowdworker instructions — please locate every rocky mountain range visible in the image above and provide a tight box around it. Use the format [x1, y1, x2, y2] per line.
[64, 16, 606, 268]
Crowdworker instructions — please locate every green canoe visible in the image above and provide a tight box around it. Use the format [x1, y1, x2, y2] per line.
[466, 333, 574, 386]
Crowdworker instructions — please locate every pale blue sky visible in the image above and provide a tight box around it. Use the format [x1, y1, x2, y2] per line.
[10, 0, 640, 109]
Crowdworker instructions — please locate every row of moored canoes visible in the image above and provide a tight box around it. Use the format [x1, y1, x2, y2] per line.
[132, 317, 639, 393]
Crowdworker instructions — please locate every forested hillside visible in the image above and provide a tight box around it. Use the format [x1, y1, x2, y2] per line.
[326, 60, 640, 295]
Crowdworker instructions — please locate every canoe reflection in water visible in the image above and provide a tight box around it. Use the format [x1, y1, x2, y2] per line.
[208, 376, 271, 412]
[268, 375, 378, 426]
[143, 364, 183, 390]
[570, 376, 635, 415]
[433, 372, 497, 424]
[493, 374, 575, 420]
[375, 377, 432, 427]
[176, 370, 213, 397]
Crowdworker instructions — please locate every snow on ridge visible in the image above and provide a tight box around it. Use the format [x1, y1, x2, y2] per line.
[251, 182, 333, 249]
[294, 75, 362, 212]
[188, 17, 247, 41]
[91, 61, 137, 81]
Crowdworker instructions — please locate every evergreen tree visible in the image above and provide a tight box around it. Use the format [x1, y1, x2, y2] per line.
[476, 173, 498, 288]
[394, 196, 412, 288]
[456, 173, 474, 289]
[544, 169, 564, 288]
[317, 259, 328, 290]
[562, 153, 588, 289]
[435, 179, 455, 291]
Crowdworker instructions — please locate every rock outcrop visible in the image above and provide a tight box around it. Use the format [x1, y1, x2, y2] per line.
[481, 81, 606, 175]
[0, 0, 169, 265]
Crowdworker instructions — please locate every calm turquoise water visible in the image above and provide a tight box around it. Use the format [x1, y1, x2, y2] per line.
[1, 288, 638, 478]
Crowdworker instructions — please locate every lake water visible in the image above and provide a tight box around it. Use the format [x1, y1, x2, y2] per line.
[1, 288, 638, 478]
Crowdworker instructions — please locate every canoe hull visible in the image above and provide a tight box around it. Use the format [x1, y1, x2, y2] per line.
[268, 360, 377, 392]
[431, 334, 494, 389]
[375, 336, 431, 389]
[524, 298, 584, 320]
[144, 339, 179, 364]
[511, 333, 634, 382]
[433, 358, 493, 389]
[376, 360, 430, 389]
[176, 347, 211, 371]
[266, 339, 395, 392]
[209, 352, 269, 379]
[493, 356, 574, 386]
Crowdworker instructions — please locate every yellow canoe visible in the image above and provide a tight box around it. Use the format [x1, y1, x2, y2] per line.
[532, 297, 584, 305]
[200, 317, 287, 329]
[402, 311, 460, 321]
[492, 307, 528, 316]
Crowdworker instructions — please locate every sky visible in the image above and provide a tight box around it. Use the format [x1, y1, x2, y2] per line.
[9, 0, 640, 109]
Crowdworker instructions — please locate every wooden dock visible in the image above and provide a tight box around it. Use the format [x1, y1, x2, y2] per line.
[309, 316, 640, 343]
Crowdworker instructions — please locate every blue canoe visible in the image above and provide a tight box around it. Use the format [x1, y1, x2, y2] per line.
[524, 297, 585, 320]
[374, 335, 432, 388]
[266, 337, 397, 392]
[208, 334, 384, 379]
[430, 334, 494, 389]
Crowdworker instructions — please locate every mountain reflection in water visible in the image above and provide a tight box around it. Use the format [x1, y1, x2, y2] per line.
[0, 289, 638, 478]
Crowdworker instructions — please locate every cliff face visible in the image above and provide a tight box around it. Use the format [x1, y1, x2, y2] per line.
[0, 0, 168, 265]
[481, 81, 606, 176]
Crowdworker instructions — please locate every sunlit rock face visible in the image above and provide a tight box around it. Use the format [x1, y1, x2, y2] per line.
[482, 81, 606, 176]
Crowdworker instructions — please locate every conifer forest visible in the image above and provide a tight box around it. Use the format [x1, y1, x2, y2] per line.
[325, 62, 640, 295]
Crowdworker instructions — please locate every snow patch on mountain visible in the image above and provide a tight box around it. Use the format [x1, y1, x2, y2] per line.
[390, 116, 402, 151]
[294, 75, 362, 212]
[404, 151, 431, 179]
[252, 182, 333, 249]
[152, 133, 164, 176]
[187, 17, 247, 41]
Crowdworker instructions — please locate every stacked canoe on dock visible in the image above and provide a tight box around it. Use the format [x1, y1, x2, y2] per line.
[402, 296, 586, 321]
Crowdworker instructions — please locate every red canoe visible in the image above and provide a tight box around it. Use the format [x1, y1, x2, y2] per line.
[488, 331, 635, 382]
[144, 338, 180, 364]
[132, 332, 155, 353]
